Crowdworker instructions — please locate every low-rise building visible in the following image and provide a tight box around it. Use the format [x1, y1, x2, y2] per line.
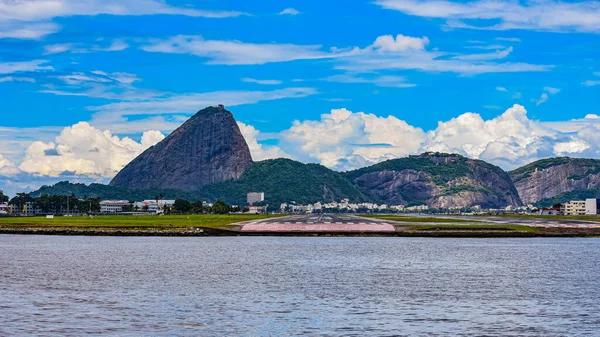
[538, 207, 561, 216]
[100, 200, 132, 214]
[586, 198, 600, 215]
[563, 200, 587, 216]
[134, 200, 176, 213]
[0, 203, 8, 215]
[247, 205, 268, 214]
[247, 192, 265, 205]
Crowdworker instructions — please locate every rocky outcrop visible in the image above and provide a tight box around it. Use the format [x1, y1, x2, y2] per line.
[510, 158, 600, 204]
[110, 105, 253, 191]
[346, 153, 522, 209]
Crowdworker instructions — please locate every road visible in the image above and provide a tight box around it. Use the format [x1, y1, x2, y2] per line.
[240, 214, 396, 233]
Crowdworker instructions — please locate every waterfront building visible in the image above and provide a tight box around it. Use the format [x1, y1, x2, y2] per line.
[586, 198, 600, 215]
[100, 200, 132, 214]
[134, 200, 176, 213]
[563, 200, 587, 216]
[247, 192, 265, 205]
[0, 203, 8, 214]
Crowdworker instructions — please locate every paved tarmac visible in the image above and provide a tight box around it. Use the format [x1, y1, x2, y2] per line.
[241, 214, 396, 232]
[406, 214, 600, 228]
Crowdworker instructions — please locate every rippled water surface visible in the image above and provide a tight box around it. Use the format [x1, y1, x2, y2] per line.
[1, 236, 600, 336]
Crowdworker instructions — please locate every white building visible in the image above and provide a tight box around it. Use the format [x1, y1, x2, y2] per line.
[100, 200, 132, 214]
[563, 200, 587, 216]
[586, 198, 600, 215]
[0, 203, 8, 215]
[134, 200, 176, 213]
[247, 192, 265, 205]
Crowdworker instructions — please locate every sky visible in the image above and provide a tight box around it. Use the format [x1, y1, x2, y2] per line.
[1, 0, 600, 196]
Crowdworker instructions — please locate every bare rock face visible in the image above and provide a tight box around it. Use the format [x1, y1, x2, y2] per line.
[346, 153, 522, 209]
[110, 105, 253, 191]
[510, 158, 600, 204]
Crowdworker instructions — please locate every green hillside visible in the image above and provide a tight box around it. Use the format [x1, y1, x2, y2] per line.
[201, 158, 371, 205]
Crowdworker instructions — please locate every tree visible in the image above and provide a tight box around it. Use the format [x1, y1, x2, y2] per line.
[552, 203, 563, 209]
[173, 199, 192, 213]
[212, 200, 231, 214]
[0, 190, 8, 203]
[122, 204, 134, 212]
[142, 205, 149, 212]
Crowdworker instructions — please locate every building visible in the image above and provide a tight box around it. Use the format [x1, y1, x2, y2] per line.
[247, 192, 265, 205]
[247, 205, 268, 214]
[134, 200, 176, 213]
[586, 198, 600, 215]
[0, 203, 8, 215]
[100, 200, 132, 214]
[538, 207, 561, 216]
[563, 200, 587, 216]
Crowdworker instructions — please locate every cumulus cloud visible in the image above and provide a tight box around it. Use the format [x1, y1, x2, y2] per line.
[375, 0, 600, 33]
[19, 122, 164, 178]
[237, 122, 289, 161]
[0, 155, 20, 176]
[535, 93, 549, 106]
[370, 34, 429, 52]
[280, 108, 425, 170]
[533, 87, 561, 106]
[250, 105, 600, 171]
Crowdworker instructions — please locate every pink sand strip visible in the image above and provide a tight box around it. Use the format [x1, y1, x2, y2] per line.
[241, 224, 396, 232]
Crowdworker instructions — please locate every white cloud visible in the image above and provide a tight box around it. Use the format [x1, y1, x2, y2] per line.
[496, 87, 508, 92]
[337, 34, 550, 75]
[18, 122, 164, 178]
[535, 93, 549, 106]
[0, 0, 246, 39]
[241, 78, 283, 85]
[533, 87, 561, 106]
[237, 122, 289, 161]
[582, 80, 600, 87]
[370, 34, 429, 52]
[280, 108, 426, 170]
[0, 60, 53, 75]
[44, 39, 129, 55]
[496, 37, 521, 42]
[0, 154, 20, 177]
[324, 74, 416, 88]
[278, 8, 301, 16]
[140, 35, 345, 65]
[375, 0, 600, 33]
[0, 76, 35, 83]
[455, 46, 513, 61]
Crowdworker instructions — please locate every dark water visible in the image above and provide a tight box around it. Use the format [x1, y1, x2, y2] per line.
[1, 236, 600, 336]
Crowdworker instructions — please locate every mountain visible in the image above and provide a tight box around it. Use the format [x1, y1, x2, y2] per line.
[509, 157, 600, 205]
[346, 152, 522, 209]
[110, 105, 253, 191]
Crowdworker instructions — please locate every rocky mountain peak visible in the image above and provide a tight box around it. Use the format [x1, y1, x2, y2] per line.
[109, 105, 253, 191]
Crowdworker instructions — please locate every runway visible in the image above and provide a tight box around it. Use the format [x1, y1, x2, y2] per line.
[241, 214, 396, 233]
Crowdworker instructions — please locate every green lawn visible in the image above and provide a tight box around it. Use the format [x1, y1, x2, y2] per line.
[488, 214, 600, 222]
[0, 214, 283, 229]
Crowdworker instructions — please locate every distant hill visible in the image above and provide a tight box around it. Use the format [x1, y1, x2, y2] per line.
[510, 157, 600, 204]
[346, 152, 522, 209]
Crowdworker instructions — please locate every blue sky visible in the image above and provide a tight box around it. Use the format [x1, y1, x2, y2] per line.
[1, 0, 600, 196]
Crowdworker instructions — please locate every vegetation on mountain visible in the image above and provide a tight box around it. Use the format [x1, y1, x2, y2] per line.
[346, 152, 471, 185]
[510, 157, 600, 183]
[535, 189, 600, 208]
[200, 158, 371, 206]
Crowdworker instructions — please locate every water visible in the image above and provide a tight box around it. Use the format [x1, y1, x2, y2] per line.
[1, 236, 599, 336]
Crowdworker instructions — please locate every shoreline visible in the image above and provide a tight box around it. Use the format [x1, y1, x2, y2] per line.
[2, 226, 600, 238]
